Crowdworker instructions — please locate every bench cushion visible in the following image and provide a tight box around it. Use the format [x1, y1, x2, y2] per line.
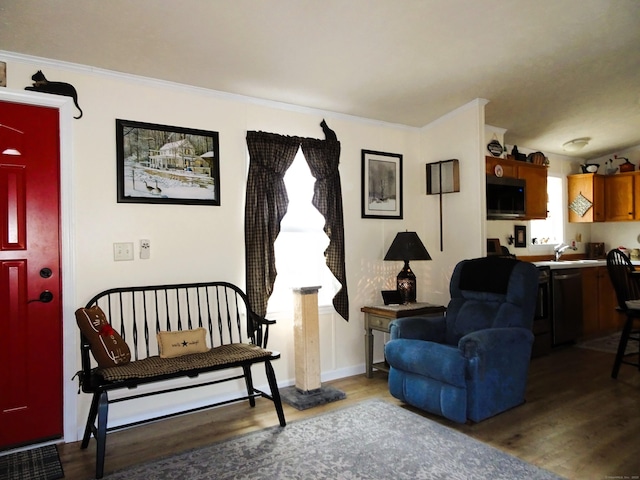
[97, 343, 273, 381]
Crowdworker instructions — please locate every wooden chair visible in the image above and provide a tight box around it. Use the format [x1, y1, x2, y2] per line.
[605, 249, 640, 378]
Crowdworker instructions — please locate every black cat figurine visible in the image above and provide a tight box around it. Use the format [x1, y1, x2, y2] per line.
[320, 119, 338, 142]
[25, 70, 83, 119]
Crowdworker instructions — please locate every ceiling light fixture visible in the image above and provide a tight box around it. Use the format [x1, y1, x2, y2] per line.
[562, 138, 590, 152]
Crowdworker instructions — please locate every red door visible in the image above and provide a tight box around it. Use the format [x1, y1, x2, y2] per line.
[0, 100, 63, 448]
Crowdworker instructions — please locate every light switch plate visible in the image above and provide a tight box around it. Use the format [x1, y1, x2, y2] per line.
[114, 242, 134, 261]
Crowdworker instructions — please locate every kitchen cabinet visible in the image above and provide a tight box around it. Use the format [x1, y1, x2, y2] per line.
[486, 156, 517, 178]
[580, 266, 624, 338]
[519, 165, 548, 219]
[581, 267, 599, 336]
[605, 173, 635, 221]
[570, 171, 640, 222]
[485, 156, 548, 219]
[567, 173, 605, 223]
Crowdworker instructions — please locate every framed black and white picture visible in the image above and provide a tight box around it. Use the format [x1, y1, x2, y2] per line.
[361, 149, 403, 219]
[116, 119, 220, 206]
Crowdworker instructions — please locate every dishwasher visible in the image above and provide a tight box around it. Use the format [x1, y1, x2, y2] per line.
[551, 269, 583, 346]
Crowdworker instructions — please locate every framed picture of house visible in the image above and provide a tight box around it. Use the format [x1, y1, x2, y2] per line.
[116, 119, 220, 205]
[361, 149, 403, 219]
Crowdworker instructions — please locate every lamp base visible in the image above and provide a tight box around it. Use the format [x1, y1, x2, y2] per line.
[397, 260, 417, 303]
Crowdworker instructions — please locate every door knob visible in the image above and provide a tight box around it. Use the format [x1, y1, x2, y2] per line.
[28, 290, 54, 304]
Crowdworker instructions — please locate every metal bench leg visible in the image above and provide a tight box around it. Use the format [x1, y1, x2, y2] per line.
[81, 392, 100, 449]
[265, 360, 286, 427]
[612, 315, 634, 379]
[95, 391, 109, 479]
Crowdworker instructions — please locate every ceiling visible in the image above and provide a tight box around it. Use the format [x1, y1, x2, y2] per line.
[1, 0, 639, 160]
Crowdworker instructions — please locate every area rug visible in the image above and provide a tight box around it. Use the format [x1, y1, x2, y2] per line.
[103, 400, 562, 480]
[0, 444, 64, 480]
[577, 331, 637, 355]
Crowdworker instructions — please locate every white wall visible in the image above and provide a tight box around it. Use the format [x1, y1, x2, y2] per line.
[2, 52, 484, 442]
[416, 100, 489, 306]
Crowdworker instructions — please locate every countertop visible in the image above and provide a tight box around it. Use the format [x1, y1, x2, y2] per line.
[532, 259, 640, 269]
[532, 259, 605, 269]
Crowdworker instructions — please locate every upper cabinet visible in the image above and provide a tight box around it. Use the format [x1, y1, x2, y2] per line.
[568, 171, 640, 222]
[485, 156, 548, 220]
[605, 174, 635, 221]
[567, 173, 605, 223]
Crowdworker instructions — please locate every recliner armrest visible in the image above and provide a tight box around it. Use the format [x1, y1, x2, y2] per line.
[458, 327, 534, 358]
[389, 315, 447, 342]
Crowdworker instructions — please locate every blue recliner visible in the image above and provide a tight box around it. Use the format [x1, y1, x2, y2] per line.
[384, 256, 538, 423]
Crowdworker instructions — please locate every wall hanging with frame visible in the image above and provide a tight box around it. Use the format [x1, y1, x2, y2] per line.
[361, 149, 403, 219]
[116, 119, 220, 206]
[514, 225, 526, 248]
[426, 159, 460, 251]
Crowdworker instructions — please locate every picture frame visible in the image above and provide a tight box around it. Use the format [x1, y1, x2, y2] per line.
[116, 119, 220, 206]
[514, 225, 526, 248]
[361, 149, 403, 219]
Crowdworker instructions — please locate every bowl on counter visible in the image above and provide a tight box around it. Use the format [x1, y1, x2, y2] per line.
[581, 163, 599, 173]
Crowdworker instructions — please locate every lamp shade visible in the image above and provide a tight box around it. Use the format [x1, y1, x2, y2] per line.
[384, 232, 431, 261]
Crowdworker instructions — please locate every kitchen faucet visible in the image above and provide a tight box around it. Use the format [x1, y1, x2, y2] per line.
[554, 242, 578, 261]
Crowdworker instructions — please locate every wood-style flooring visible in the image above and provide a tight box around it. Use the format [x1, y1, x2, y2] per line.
[58, 345, 639, 480]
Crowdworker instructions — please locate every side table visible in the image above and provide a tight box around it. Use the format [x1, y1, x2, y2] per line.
[361, 303, 446, 378]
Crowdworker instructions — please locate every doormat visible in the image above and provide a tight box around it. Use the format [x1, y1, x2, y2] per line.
[0, 444, 64, 480]
[576, 331, 637, 355]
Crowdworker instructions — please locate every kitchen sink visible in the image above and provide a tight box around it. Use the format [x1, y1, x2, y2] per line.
[532, 259, 604, 267]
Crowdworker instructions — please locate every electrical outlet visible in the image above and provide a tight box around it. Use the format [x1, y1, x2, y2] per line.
[114, 242, 134, 261]
[140, 239, 150, 259]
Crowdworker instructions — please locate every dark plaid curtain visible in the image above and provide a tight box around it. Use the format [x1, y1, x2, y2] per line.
[244, 131, 300, 316]
[301, 138, 349, 321]
[245, 125, 349, 321]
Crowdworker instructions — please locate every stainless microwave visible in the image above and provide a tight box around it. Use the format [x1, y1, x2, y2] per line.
[486, 176, 526, 219]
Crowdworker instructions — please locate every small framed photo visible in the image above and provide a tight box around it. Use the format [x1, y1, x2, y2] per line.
[514, 225, 526, 248]
[361, 149, 403, 219]
[116, 119, 220, 206]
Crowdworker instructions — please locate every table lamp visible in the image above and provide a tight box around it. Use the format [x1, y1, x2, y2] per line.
[384, 231, 431, 303]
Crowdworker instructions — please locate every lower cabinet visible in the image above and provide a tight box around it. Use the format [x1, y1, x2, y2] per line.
[580, 266, 624, 338]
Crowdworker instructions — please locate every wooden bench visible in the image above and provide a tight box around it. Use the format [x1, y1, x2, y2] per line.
[75, 281, 286, 479]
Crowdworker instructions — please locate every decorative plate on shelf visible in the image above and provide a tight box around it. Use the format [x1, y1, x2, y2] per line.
[487, 139, 503, 157]
[494, 164, 503, 177]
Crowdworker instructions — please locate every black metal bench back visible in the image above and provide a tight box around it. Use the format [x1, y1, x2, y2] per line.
[84, 281, 263, 362]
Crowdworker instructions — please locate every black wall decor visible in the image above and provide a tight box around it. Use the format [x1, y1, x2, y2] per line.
[25, 70, 83, 119]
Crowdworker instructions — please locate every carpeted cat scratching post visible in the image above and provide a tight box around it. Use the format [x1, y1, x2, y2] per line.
[280, 286, 346, 410]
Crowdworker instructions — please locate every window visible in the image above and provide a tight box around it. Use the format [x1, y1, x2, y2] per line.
[530, 175, 563, 245]
[266, 150, 340, 314]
